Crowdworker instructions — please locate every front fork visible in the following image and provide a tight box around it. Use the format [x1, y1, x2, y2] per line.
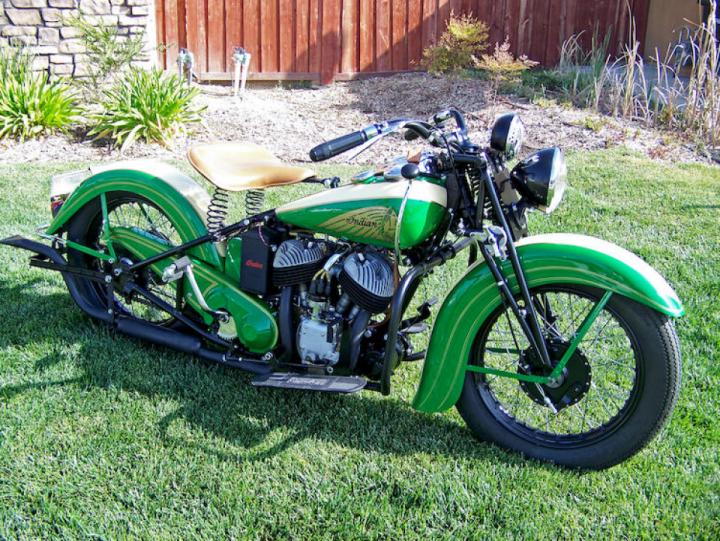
[467, 161, 613, 396]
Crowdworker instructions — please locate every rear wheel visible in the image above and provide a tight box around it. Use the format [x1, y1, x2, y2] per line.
[65, 192, 185, 325]
[455, 284, 681, 470]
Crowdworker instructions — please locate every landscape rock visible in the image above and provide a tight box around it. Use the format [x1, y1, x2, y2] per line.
[38, 26, 60, 44]
[12, 0, 48, 8]
[6, 8, 43, 25]
[79, 0, 110, 14]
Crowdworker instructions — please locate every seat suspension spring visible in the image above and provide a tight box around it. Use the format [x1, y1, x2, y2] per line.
[207, 187, 229, 234]
[245, 189, 265, 217]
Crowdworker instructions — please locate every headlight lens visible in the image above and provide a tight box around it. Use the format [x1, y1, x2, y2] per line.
[490, 113, 524, 159]
[510, 148, 567, 214]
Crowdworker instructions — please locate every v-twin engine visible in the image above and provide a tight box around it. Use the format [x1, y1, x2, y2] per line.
[272, 237, 395, 368]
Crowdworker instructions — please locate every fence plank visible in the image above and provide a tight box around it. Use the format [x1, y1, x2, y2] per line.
[321, 0, 340, 83]
[156, 0, 165, 67]
[279, 0, 295, 72]
[243, 0, 260, 72]
[516, 0, 528, 53]
[392, 0, 407, 70]
[207, 0, 225, 72]
[309, 0, 321, 73]
[438, 0, 450, 33]
[633, 0, 650, 49]
[359, 0, 376, 71]
[261, 0, 278, 72]
[421, 0, 437, 51]
[296, 0, 310, 73]
[528, 0, 549, 63]
[225, 0, 241, 71]
[543, 0, 562, 66]
[342, 0, 358, 73]
[196, 0, 209, 72]
[503, 0, 520, 52]
[376, 0, 391, 71]
[407, 0, 422, 68]
[178, 0, 188, 56]
[476, 0, 491, 25]
[184, 0, 199, 69]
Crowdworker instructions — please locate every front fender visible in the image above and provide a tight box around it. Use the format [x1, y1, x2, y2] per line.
[412, 233, 684, 413]
[47, 161, 221, 269]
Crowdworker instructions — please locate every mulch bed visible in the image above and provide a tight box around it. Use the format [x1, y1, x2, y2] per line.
[0, 73, 709, 166]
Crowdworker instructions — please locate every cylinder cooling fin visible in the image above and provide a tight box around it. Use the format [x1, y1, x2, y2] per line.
[339, 250, 394, 314]
[273, 239, 326, 287]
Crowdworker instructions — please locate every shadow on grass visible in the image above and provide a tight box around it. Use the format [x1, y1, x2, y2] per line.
[0, 277, 550, 472]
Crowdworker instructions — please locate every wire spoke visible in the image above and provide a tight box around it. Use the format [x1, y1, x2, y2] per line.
[103, 198, 182, 324]
[473, 287, 638, 438]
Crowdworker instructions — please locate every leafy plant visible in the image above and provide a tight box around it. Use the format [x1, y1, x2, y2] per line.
[421, 12, 489, 76]
[67, 11, 146, 91]
[0, 45, 79, 141]
[515, 28, 611, 108]
[474, 39, 538, 101]
[89, 67, 205, 151]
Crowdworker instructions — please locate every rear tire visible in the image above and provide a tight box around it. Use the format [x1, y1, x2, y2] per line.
[65, 192, 186, 326]
[456, 284, 681, 470]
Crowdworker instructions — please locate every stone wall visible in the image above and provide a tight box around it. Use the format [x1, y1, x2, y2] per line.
[0, 0, 156, 77]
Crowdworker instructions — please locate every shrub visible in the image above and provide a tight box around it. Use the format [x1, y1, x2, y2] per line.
[0, 46, 79, 141]
[474, 39, 538, 101]
[89, 67, 205, 151]
[67, 11, 146, 91]
[421, 12, 489, 75]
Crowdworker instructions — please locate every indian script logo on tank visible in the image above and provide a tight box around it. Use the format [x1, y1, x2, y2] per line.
[318, 207, 397, 243]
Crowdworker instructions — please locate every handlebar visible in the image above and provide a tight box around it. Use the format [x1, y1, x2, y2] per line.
[309, 123, 383, 162]
[403, 121, 433, 141]
[308, 109, 468, 162]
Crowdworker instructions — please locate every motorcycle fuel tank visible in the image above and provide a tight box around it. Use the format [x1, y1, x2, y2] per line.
[276, 178, 448, 249]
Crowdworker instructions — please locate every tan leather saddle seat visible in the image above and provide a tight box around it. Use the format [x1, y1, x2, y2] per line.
[188, 142, 316, 192]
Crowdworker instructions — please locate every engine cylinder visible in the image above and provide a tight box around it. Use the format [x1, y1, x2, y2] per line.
[273, 239, 326, 287]
[339, 250, 394, 314]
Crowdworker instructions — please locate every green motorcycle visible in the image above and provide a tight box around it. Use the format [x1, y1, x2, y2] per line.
[1, 108, 682, 469]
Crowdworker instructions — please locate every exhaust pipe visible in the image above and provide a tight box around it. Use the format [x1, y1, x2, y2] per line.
[114, 318, 271, 375]
[1, 235, 272, 376]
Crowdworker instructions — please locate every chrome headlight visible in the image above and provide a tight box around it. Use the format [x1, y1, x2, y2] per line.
[490, 113, 524, 159]
[510, 148, 567, 214]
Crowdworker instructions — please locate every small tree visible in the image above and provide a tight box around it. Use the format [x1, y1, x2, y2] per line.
[67, 12, 146, 92]
[475, 39, 538, 101]
[421, 12, 489, 76]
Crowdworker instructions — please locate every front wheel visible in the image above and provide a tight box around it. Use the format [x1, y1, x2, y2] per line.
[456, 284, 681, 470]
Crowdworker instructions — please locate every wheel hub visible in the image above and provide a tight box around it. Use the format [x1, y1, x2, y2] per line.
[518, 340, 592, 411]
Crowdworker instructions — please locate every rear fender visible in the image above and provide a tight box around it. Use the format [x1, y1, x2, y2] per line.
[412, 233, 684, 413]
[109, 226, 279, 354]
[47, 161, 222, 269]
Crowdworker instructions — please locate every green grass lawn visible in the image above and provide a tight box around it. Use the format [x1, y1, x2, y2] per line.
[0, 149, 718, 540]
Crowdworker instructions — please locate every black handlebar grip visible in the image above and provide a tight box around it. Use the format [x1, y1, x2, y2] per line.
[404, 129, 420, 141]
[309, 130, 368, 162]
[404, 121, 432, 140]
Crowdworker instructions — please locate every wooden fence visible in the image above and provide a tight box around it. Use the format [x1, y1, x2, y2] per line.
[154, 0, 651, 83]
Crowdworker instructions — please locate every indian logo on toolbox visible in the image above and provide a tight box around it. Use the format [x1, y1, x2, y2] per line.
[246, 260, 264, 269]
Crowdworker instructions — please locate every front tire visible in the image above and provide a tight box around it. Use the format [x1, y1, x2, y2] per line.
[456, 284, 681, 470]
